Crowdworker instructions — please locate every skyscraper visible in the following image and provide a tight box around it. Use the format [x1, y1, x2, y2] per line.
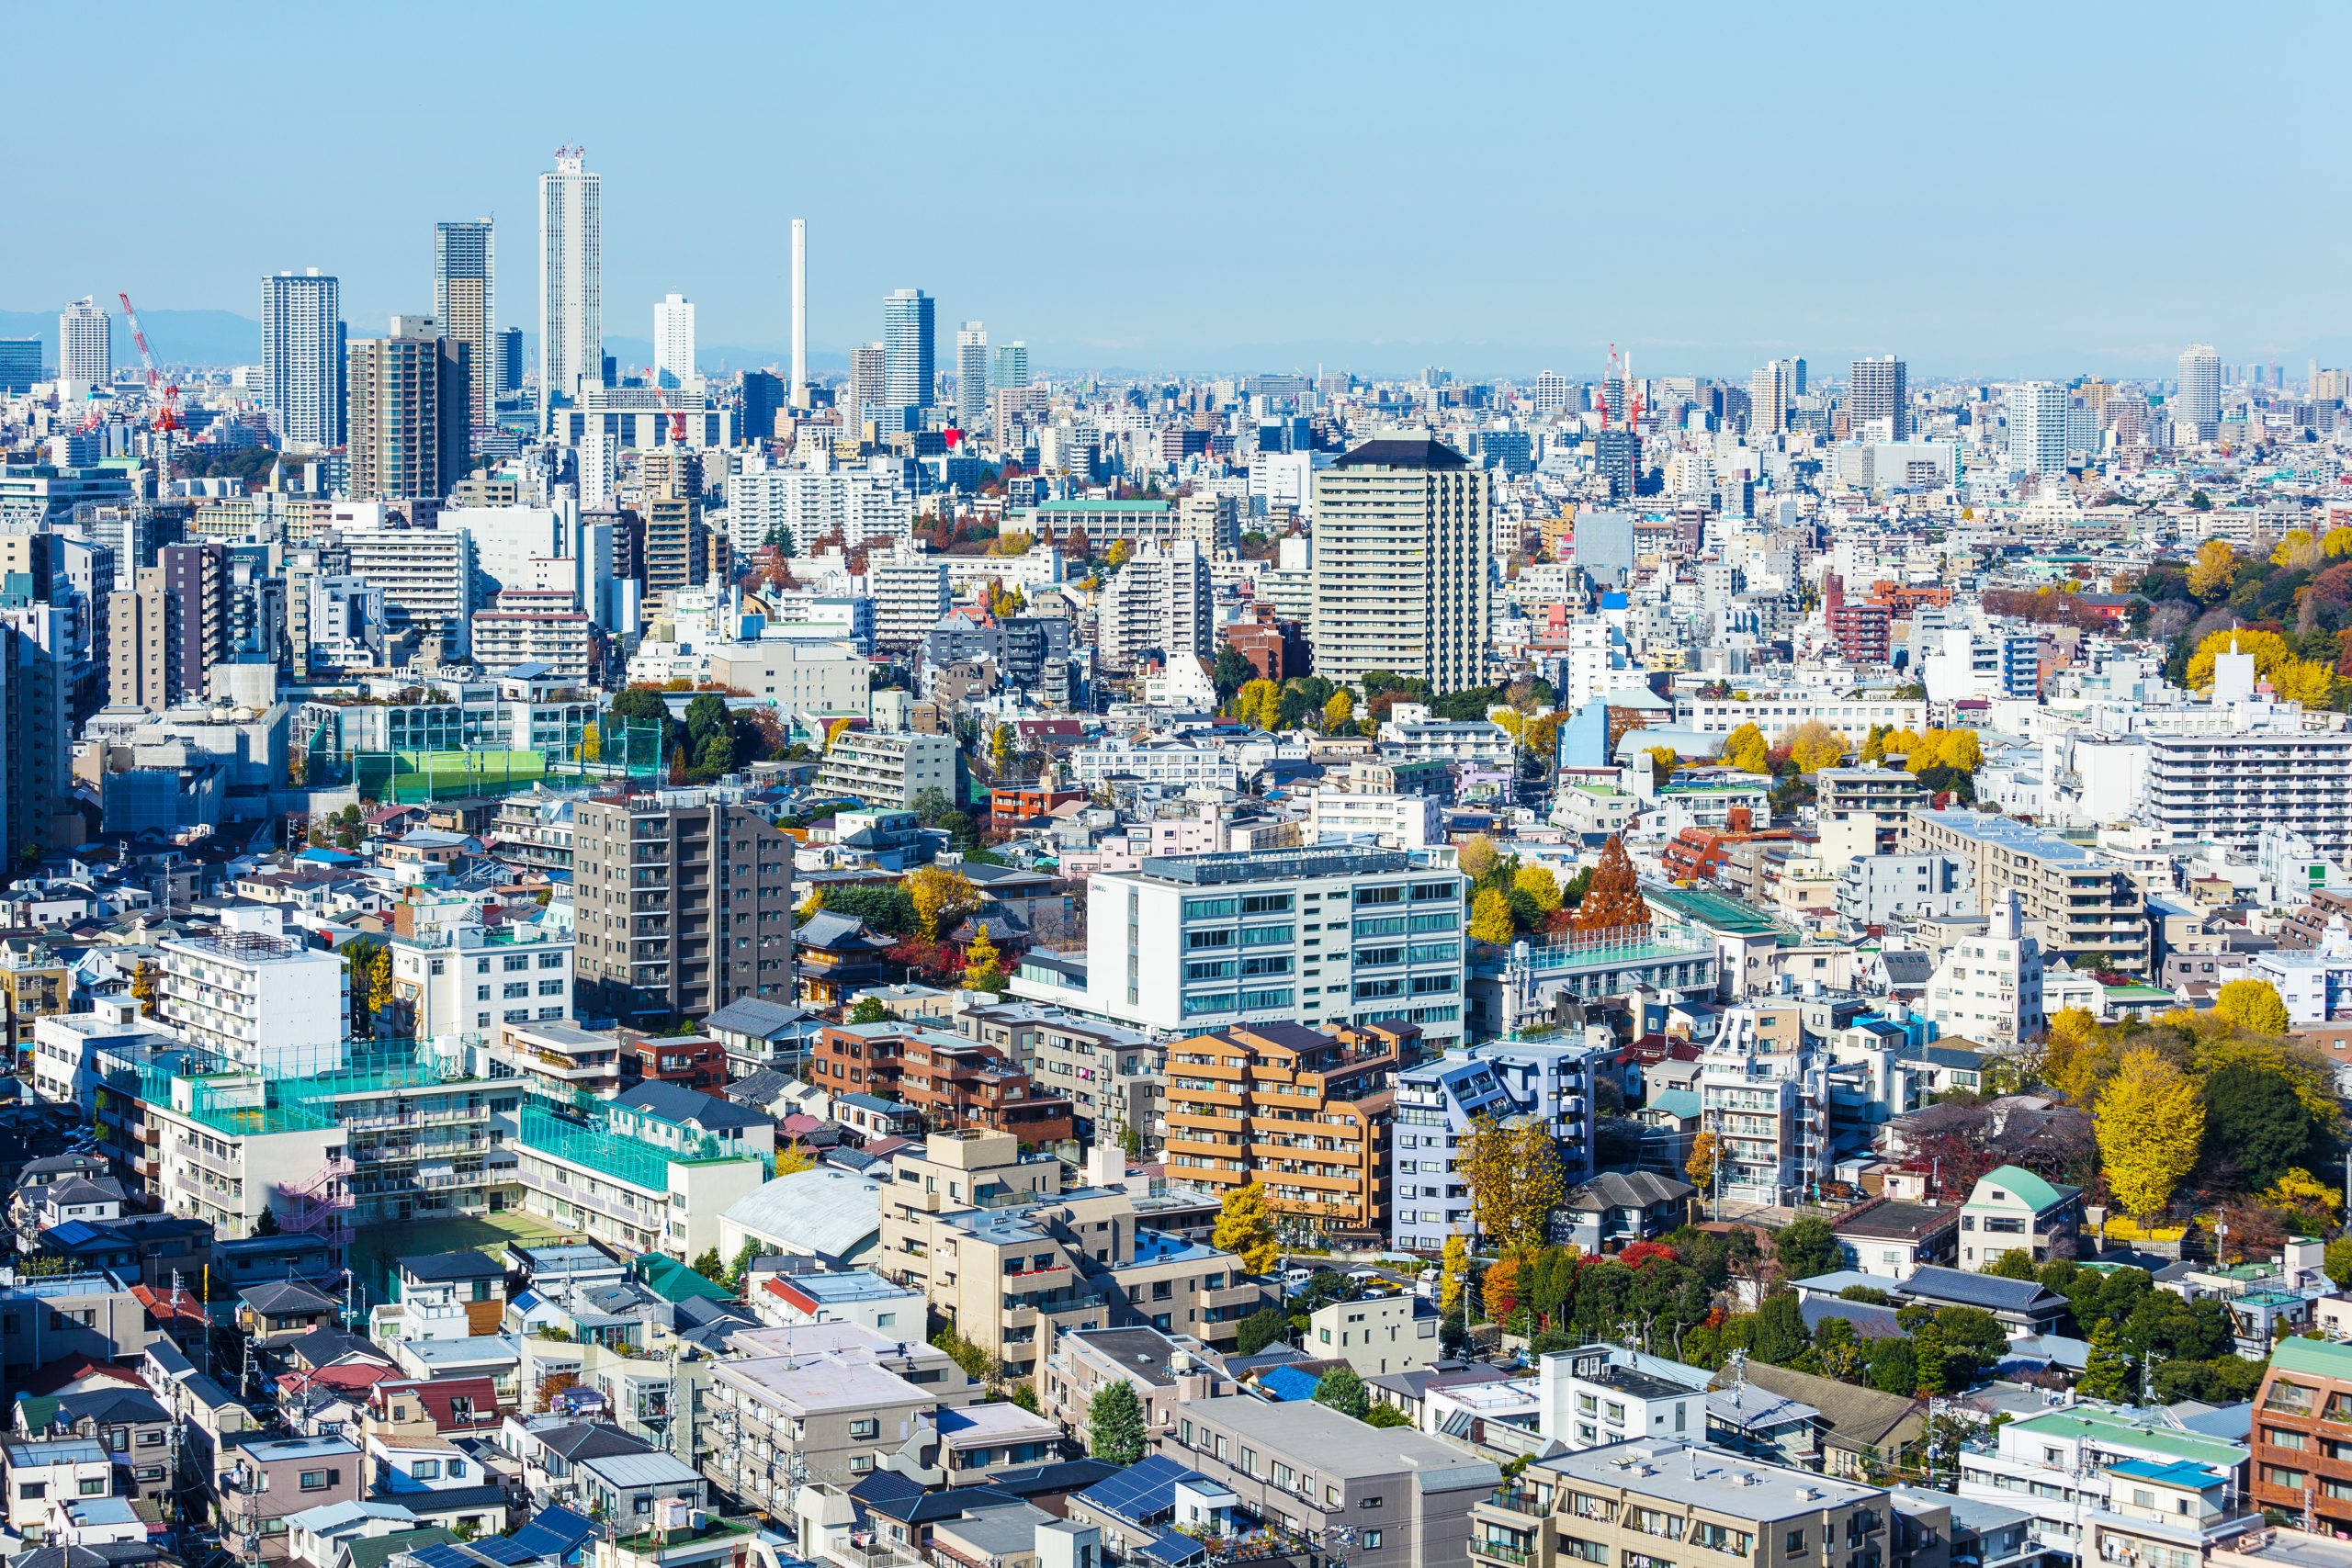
[347, 316, 469, 504]
[955, 321, 989, 431]
[494, 328, 526, 400]
[1530, 370, 1570, 414]
[0, 340, 39, 396]
[1748, 359, 1793, 435]
[58, 297, 110, 395]
[846, 342, 885, 428]
[434, 220, 495, 433]
[1309, 433, 1493, 695]
[789, 218, 808, 410]
[653, 293, 695, 388]
[993, 341, 1030, 391]
[2007, 381, 2068, 476]
[260, 270, 345, 447]
[2177, 344, 2221, 443]
[1849, 355, 1909, 439]
[538, 147, 602, 411]
[882, 288, 934, 416]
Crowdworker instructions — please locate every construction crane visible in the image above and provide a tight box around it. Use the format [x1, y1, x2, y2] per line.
[117, 291, 181, 435]
[643, 367, 688, 446]
[1597, 343, 1618, 428]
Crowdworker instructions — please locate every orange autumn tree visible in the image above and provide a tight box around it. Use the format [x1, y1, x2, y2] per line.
[1567, 834, 1651, 934]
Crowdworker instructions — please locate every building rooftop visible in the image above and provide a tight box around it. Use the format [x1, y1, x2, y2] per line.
[1182, 1395, 1499, 1488]
[1533, 1438, 1882, 1519]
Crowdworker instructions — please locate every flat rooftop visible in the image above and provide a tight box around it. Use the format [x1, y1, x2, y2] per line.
[1535, 1439, 1883, 1520]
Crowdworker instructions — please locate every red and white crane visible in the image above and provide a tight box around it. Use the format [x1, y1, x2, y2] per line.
[644, 368, 688, 446]
[116, 291, 181, 435]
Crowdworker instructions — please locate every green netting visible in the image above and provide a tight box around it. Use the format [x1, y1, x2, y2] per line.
[104, 1040, 590, 1137]
[519, 1100, 737, 1190]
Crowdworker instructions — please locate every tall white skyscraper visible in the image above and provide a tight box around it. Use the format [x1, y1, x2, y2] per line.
[58, 298, 110, 395]
[1748, 359, 1794, 435]
[1849, 355, 1909, 439]
[882, 288, 934, 416]
[2007, 381, 2068, 476]
[260, 269, 345, 447]
[2177, 344, 2221, 443]
[955, 321, 989, 431]
[537, 146, 602, 411]
[434, 220, 494, 431]
[789, 218, 808, 410]
[653, 293, 695, 388]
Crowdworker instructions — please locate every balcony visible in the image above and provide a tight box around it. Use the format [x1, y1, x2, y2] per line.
[1487, 1484, 1547, 1518]
[1473, 1541, 1535, 1567]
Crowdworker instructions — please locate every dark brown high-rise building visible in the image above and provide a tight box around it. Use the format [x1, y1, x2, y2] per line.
[570, 786, 794, 1024]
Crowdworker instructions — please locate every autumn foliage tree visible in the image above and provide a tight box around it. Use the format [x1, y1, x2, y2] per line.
[2095, 1046, 2205, 1217]
[1212, 1180, 1280, 1276]
[907, 865, 979, 943]
[1459, 1114, 1566, 1252]
[1780, 719, 1850, 774]
[1568, 835, 1651, 934]
[1723, 722, 1770, 773]
[2187, 539, 2240, 602]
[2212, 977, 2290, 1036]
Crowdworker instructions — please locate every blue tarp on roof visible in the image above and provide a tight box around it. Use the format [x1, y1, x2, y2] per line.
[1258, 1365, 1322, 1402]
[299, 848, 362, 864]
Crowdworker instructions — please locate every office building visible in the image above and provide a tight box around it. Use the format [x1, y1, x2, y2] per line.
[58, 298, 109, 394]
[1096, 539, 1211, 672]
[346, 315, 470, 505]
[652, 292, 695, 388]
[538, 147, 602, 407]
[740, 369, 784, 446]
[882, 288, 934, 415]
[846, 342, 886, 428]
[433, 219, 494, 430]
[260, 270, 343, 446]
[994, 341, 1030, 391]
[955, 320, 988, 430]
[1848, 355, 1908, 439]
[569, 785, 795, 1023]
[2006, 380, 2067, 475]
[494, 327, 526, 400]
[1309, 434, 1492, 695]
[0, 339, 39, 396]
[2177, 343, 2222, 442]
[1530, 370, 1571, 414]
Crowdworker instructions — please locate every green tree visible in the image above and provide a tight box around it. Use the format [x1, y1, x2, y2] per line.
[848, 997, 891, 1024]
[1750, 1292, 1809, 1365]
[1364, 1403, 1413, 1428]
[1234, 1306, 1290, 1355]
[725, 1239, 763, 1291]
[1866, 1337, 1917, 1394]
[1314, 1364, 1372, 1420]
[1086, 1381, 1147, 1464]
[2078, 1321, 2134, 1402]
[2327, 1236, 2352, 1293]
[691, 1247, 725, 1283]
[2202, 1063, 2320, 1190]
[1984, 1249, 2039, 1280]
[1212, 645, 1257, 701]
[1913, 1319, 1948, 1395]
[1773, 1218, 1842, 1281]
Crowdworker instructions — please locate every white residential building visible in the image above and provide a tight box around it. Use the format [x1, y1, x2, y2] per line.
[2007, 380, 2068, 475]
[388, 909, 574, 1040]
[1923, 892, 2042, 1049]
[865, 551, 950, 653]
[59, 297, 111, 396]
[157, 927, 346, 1076]
[812, 730, 957, 809]
[1066, 739, 1239, 790]
[1699, 1006, 1829, 1208]
[333, 523, 478, 658]
[1304, 790, 1440, 851]
[707, 640, 872, 718]
[470, 590, 594, 682]
[723, 468, 911, 556]
[2146, 728, 2352, 859]
[260, 269, 344, 447]
[1309, 434, 1493, 695]
[652, 293, 695, 388]
[1096, 540, 1210, 672]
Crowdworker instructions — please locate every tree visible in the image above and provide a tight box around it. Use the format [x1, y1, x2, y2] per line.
[1468, 887, 1517, 944]
[1459, 1115, 1566, 1252]
[2324, 1236, 2352, 1292]
[848, 996, 890, 1024]
[1213, 645, 1257, 701]
[578, 722, 602, 763]
[130, 961, 157, 1019]
[1750, 1292, 1809, 1365]
[2187, 539, 2239, 602]
[2213, 978, 2290, 1036]
[2096, 1047, 2205, 1217]
[1440, 1234, 1469, 1316]
[1323, 690, 1355, 732]
[2078, 1321, 2134, 1402]
[1685, 1131, 1721, 1190]
[691, 1247, 725, 1283]
[364, 946, 393, 1033]
[962, 926, 1006, 993]
[609, 685, 673, 731]
[1457, 835, 1501, 884]
[2201, 1063, 2316, 1190]
[1781, 719, 1850, 774]
[1723, 722, 1771, 774]
[907, 865, 980, 943]
[1912, 1317, 1948, 1395]
[1364, 1402, 1413, 1427]
[1314, 1364, 1372, 1420]
[1235, 1305, 1290, 1355]
[1512, 864, 1563, 914]
[2185, 627, 2336, 705]
[1568, 835, 1651, 933]
[725, 1239, 763, 1291]
[1773, 1218, 1842, 1282]
[774, 1140, 816, 1177]
[989, 725, 1015, 775]
[1087, 1381, 1147, 1465]
[1213, 1181, 1280, 1276]
[1866, 1337, 1917, 1394]
[1645, 745, 1679, 787]
[1234, 677, 1283, 730]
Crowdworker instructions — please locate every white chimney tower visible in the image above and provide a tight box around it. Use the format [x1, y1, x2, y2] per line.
[789, 218, 808, 409]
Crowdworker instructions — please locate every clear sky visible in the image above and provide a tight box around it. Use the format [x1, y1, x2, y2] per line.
[11, 2, 2348, 380]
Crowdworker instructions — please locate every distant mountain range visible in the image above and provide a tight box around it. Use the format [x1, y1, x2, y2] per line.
[0, 309, 838, 377]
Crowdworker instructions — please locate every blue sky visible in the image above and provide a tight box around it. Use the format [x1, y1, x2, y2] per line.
[10, 2, 2348, 379]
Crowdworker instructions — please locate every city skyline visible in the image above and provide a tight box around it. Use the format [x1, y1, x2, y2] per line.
[8, 3, 2351, 379]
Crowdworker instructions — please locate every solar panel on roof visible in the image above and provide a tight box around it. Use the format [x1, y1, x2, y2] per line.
[1144, 1529, 1210, 1567]
[1077, 1454, 1194, 1524]
[408, 1545, 479, 1568]
[464, 1536, 539, 1564]
[507, 1506, 596, 1561]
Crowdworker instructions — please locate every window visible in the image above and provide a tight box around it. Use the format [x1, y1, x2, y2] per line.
[850, 1418, 878, 1438]
[2267, 1428, 2309, 1451]
[413, 1461, 442, 1481]
[300, 1470, 333, 1491]
[79, 1478, 106, 1496]
[1787, 1532, 1806, 1554]
[1361, 1496, 1384, 1509]
[2266, 1466, 2309, 1490]
[17, 1483, 42, 1501]
[1363, 1531, 1383, 1550]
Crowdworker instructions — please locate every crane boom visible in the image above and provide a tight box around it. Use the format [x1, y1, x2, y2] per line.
[116, 291, 181, 434]
[644, 373, 688, 446]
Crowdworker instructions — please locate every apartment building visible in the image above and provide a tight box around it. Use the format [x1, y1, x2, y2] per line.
[1012, 845, 1468, 1047]
[1309, 1293, 1441, 1377]
[811, 728, 956, 810]
[1815, 767, 1928, 868]
[1699, 1005, 1830, 1208]
[330, 523, 477, 659]
[1904, 810, 2149, 972]
[1163, 1019, 1418, 1239]
[705, 1345, 942, 1506]
[156, 925, 346, 1076]
[1391, 1040, 1600, 1253]
[2146, 728, 2352, 859]
[1097, 539, 1212, 672]
[1065, 739, 1241, 789]
[1165, 1395, 1499, 1568]
[1044, 1325, 1235, 1454]
[1474, 1439, 1888, 1568]
[469, 590, 594, 682]
[1959, 1406, 2255, 1562]
[867, 550, 950, 652]
[876, 1131, 1268, 1388]
[809, 1022, 1077, 1146]
[1310, 434, 1493, 696]
[388, 904, 573, 1039]
[2249, 1337, 2352, 1533]
[1836, 855, 1973, 927]
[569, 786, 795, 1024]
[513, 1088, 771, 1259]
[706, 639, 871, 718]
[955, 1001, 1163, 1152]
